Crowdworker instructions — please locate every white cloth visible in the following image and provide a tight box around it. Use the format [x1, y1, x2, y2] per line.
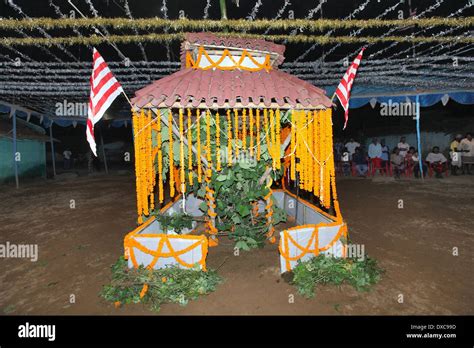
[426, 152, 447, 163]
[345, 142, 360, 156]
[368, 143, 382, 159]
[460, 138, 474, 156]
[397, 142, 410, 157]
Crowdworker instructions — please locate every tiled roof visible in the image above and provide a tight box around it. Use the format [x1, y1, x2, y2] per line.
[132, 33, 331, 109]
[132, 68, 332, 109]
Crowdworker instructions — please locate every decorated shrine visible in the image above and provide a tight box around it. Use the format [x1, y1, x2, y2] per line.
[124, 33, 347, 273]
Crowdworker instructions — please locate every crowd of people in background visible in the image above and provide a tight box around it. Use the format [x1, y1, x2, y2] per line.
[334, 133, 474, 179]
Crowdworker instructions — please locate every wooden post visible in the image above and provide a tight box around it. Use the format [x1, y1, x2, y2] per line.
[219, 0, 228, 20]
[100, 127, 109, 174]
[11, 109, 19, 189]
[49, 120, 56, 178]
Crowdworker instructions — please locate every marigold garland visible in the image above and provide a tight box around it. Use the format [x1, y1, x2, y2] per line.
[233, 108, 239, 158]
[307, 112, 314, 193]
[290, 109, 296, 181]
[263, 108, 269, 157]
[242, 109, 247, 150]
[249, 109, 254, 157]
[226, 109, 233, 167]
[215, 111, 221, 171]
[313, 110, 321, 197]
[132, 111, 142, 224]
[168, 110, 175, 198]
[142, 109, 150, 216]
[196, 109, 202, 183]
[157, 110, 164, 203]
[256, 109, 261, 161]
[179, 109, 186, 194]
[187, 109, 194, 186]
[147, 109, 154, 211]
[206, 109, 212, 165]
[264, 177, 276, 244]
[275, 109, 281, 170]
[269, 109, 275, 170]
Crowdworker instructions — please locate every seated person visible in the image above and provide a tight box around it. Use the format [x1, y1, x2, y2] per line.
[352, 147, 368, 177]
[390, 148, 405, 179]
[426, 146, 447, 178]
[412, 151, 427, 178]
[397, 136, 410, 158]
[404, 147, 416, 173]
[405, 147, 415, 163]
[368, 138, 382, 173]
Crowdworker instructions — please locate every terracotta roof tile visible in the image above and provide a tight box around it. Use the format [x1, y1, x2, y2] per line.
[132, 33, 331, 110]
[132, 68, 332, 109]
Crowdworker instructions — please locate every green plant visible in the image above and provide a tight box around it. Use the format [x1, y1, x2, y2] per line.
[196, 160, 287, 250]
[101, 257, 222, 312]
[156, 108, 288, 251]
[151, 212, 194, 234]
[291, 254, 383, 298]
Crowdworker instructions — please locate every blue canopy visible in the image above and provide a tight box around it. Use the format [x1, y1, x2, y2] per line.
[2, 88, 473, 128]
[324, 86, 474, 109]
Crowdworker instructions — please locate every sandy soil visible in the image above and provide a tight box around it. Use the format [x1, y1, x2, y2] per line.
[0, 173, 473, 315]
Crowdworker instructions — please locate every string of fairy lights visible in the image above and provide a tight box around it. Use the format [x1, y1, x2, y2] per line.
[0, 0, 472, 116]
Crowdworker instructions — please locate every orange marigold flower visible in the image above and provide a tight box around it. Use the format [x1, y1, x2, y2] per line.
[139, 284, 149, 299]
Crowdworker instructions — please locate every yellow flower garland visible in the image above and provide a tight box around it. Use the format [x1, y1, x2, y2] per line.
[276, 108, 281, 170]
[141, 109, 149, 216]
[233, 108, 239, 158]
[226, 109, 232, 166]
[290, 109, 296, 181]
[187, 108, 193, 186]
[242, 108, 247, 150]
[313, 110, 320, 197]
[206, 109, 212, 165]
[249, 109, 254, 157]
[256, 109, 261, 161]
[147, 109, 154, 211]
[168, 110, 175, 198]
[157, 110, 164, 203]
[132, 111, 142, 224]
[269, 109, 276, 170]
[215, 111, 221, 171]
[179, 109, 186, 194]
[196, 109, 202, 183]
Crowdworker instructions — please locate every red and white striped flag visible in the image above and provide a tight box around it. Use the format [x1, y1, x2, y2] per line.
[335, 48, 365, 130]
[86, 48, 124, 156]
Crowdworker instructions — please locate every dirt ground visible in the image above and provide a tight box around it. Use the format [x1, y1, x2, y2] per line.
[1, 172, 473, 315]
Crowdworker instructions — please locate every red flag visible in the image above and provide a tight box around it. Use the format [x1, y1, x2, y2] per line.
[86, 48, 124, 156]
[335, 48, 365, 130]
